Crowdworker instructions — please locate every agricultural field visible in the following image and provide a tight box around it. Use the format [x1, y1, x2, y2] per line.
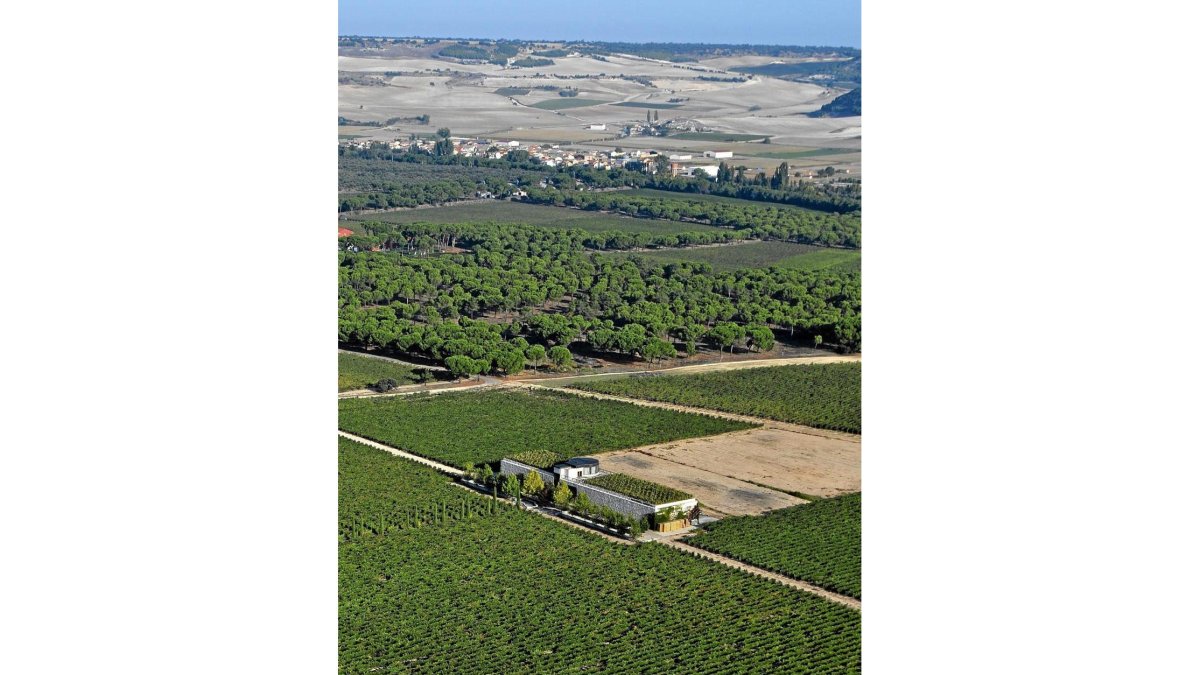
[623, 188, 829, 213]
[670, 132, 769, 142]
[337, 388, 755, 468]
[337, 352, 421, 392]
[338, 437, 497, 541]
[344, 200, 725, 236]
[586, 472, 692, 505]
[529, 98, 610, 110]
[625, 240, 862, 273]
[686, 493, 862, 599]
[612, 101, 681, 109]
[744, 147, 860, 160]
[573, 362, 862, 433]
[340, 507, 862, 673]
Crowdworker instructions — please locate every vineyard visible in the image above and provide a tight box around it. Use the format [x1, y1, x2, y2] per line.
[340, 508, 862, 674]
[338, 437, 502, 541]
[573, 362, 862, 433]
[626, 240, 862, 273]
[686, 493, 862, 598]
[337, 388, 755, 467]
[586, 472, 693, 505]
[338, 352, 420, 392]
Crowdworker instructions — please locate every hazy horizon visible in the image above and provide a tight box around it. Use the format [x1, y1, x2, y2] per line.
[339, 0, 861, 49]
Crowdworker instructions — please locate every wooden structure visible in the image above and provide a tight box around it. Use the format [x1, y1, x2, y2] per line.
[655, 518, 688, 533]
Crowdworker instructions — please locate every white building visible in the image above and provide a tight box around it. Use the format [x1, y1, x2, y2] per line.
[704, 150, 733, 159]
[587, 124, 607, 131]
[668, 153, 693, 161]
[553, 457, 599, 480]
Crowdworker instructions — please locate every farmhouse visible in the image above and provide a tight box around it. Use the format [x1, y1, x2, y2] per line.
[499, 455, 698, 524]
[554, 457, 599, 479]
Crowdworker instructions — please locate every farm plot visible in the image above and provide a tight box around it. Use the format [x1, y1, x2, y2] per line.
[345, 200, 725, 236]
[686, 492, 861, 599]
[623, 188, 831, 212]
[670, 131, 767, 141]
[586, 472, 692, 504]
[613, 425, 861, 501]
[590, 449, 804, 516]
[528, 98, 610, 110]
[337, 388, 755, 468]
[626, 240, 861, 273]
[338, 437, 498, 541]
[612, 101, 681, 109]
[340, 508, 862, 674]
[573, 362, 862, 433]
[338, 352, 420, 392]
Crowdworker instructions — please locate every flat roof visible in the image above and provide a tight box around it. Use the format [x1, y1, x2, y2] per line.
[556, 457, 599, 468]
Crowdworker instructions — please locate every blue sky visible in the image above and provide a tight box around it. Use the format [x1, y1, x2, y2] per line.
[339, 0, 860, 48]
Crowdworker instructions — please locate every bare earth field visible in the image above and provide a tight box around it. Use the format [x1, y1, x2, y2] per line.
[338, 51, 859, 172]
[637, 426, 860, 498]
[593, 449, 805, 516]
[587, 422, 859, 517]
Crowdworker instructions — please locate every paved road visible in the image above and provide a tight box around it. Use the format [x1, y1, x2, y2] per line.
[658, 538, 861, 610]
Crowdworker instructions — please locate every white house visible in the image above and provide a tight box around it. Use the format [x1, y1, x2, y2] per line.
[704, 150, 733, 159]
[587, 124, 607, 131]
[553, 457, 600, 480]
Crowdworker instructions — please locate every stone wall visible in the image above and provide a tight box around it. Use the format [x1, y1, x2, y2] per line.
[498, 459, 557, 489]
[499, 458, 698, 521]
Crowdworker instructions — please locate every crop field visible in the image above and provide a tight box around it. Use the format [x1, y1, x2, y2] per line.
[338, 352, 420, 392]
[745, 147, 860, 160]
[340, 508, 862, 673]
[627, 241, 861, 273]
[338, 437, 498, 541]
[337, 388, 755, 468]
[528, 98, 610, 110]
[670, 132, 768, 141]
[622, 188, 826, 213]
[586, 472, 692, 505]
[686, 493, 862, 598]
[612, 101, 682, 109]
[345, 200, 725, 236]
[492, 87, 530, 96]
[573, 362, 862, 433]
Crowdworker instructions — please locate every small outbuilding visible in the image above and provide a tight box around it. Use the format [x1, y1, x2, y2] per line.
[553, 457, 599, 480]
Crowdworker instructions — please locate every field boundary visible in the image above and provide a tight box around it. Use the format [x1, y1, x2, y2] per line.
[337, 430, 462, 475]
[658, 538, 861, 610]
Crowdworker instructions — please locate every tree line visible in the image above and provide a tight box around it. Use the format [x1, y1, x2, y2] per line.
[338, 223, 860, 376]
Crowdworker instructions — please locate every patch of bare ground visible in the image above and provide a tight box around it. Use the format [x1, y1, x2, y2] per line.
[630, 426, 860, 499]
[591, 449, 804, 517]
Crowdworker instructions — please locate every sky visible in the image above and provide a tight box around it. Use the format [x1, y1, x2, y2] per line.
[338, 0, 860, 48]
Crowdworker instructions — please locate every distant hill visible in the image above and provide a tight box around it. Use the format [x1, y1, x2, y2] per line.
[808, 88, 861, 118]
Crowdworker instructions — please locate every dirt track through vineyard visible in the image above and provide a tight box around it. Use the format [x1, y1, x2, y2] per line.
[658, 537, 861, 610]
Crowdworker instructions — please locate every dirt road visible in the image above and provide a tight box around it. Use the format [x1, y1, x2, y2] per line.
[658, 538, 861, 610]
[338, 348, 446, 371]
[337, 430, 461, 474]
